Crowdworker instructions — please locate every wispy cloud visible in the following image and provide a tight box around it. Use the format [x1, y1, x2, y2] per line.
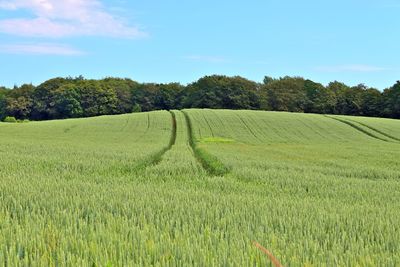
[185, 55, 228, 63]
[0, 43, 84, 55]
[0, 0, 146, 38]
[315, 64, 387, 73]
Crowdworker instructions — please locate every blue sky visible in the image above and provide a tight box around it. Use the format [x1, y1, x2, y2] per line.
[0, 0, 399, 89]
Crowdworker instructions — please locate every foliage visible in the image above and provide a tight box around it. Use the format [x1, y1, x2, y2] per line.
[184, 75, 260, 109]
[383, 81, 400, 118]
[52, 84, 83, 118]
[1, 75, 400, 120]
[262, 76, 307, 112]
[132, 103, 142, 113]
[101, 77, 140, 114]
[304, 79, 336, 113]
[0, 88, 7, 120]
[132, 83, 184, 111]
[3, 116, 17, 123]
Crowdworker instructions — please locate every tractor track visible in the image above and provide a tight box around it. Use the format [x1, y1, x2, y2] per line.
[132, 111, 177, 171]
[324, 115, 394, 143]
[344, 118, 400, 142]
[182, 110, 230, 176]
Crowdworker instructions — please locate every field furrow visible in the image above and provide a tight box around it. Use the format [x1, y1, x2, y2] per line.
[326, 115, 395, 142]
[334, 115, 400, 142]
[0, 111, 173, 178]
[1, 109, 400, 266]
[142, 110, 206, 178]
[184, 109, 400, 265]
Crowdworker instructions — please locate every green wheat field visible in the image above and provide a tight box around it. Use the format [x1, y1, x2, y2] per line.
[1, 109, 400, 266]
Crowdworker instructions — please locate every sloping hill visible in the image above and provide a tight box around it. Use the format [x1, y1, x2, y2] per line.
[331, 115, 400, 142]
[185, 109, 400, 180]
[1, 109, 400, 266]
[185, 109, 380, 144]
[0, 111, 173, 178]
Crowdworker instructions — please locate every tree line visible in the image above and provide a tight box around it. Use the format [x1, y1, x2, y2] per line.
[0, 75, 399, 121]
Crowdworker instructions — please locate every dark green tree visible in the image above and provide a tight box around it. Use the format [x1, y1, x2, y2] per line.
[0, 87, 8, 120]
[327, 81, 350, 115]
[31, 78, 70, 120]
[5, 84, 35, 119]
[131, 83, 158, 112]
[0, 75, 397, 120]
[154, 83, 184, 110]
[263, 76, 307, 112]
[78, 80, 118, 117]
[53, 84, 83, 118]
[185, 75, 260, 109]
[101, 78, 139, 114]
[263, 76, 275, 85]
[304, 80, 336, 114]
[361, 88, 383, 117]
[382, 81, 400, 118]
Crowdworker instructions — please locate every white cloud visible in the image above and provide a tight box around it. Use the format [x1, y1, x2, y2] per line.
[0, 0, 146, 38]
[316, 64, 387, 73]
[0, 43, 84, 55]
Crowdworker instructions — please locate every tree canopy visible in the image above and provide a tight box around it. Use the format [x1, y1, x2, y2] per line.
[0, 75, 399, 121]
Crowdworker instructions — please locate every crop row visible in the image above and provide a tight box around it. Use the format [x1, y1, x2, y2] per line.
[1, 109, 400, 265]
